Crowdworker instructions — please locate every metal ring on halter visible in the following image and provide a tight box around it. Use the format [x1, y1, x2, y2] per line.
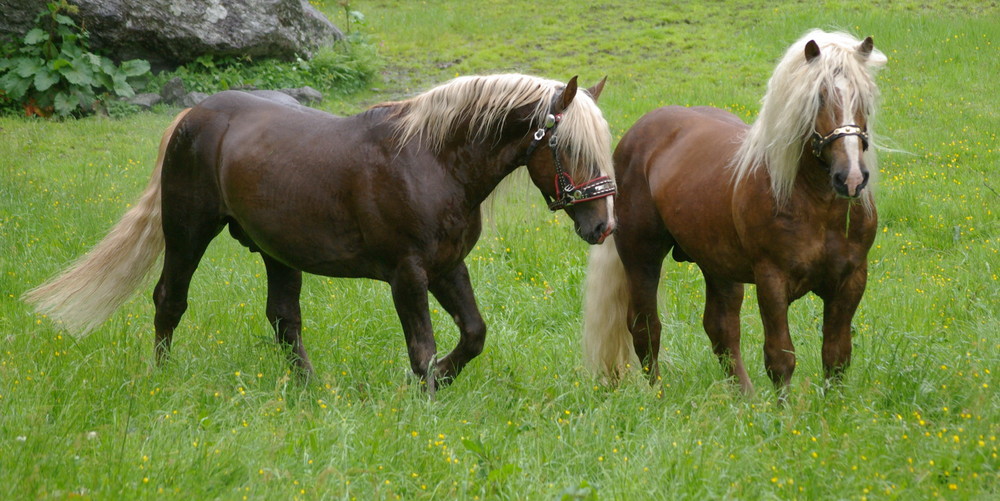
[522, 110, 616, 211]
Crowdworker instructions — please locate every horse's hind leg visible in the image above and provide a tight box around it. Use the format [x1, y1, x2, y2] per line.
[429, 262, 486, 385]
[260, 254, 313, 376]
[703, 275, 753, 394]
[153, 215, 223, 363]
[618, 234, 670, 384]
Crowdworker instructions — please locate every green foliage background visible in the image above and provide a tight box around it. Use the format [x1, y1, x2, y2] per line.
[0, 1, 150, 117]
[1, 1, 997, 499]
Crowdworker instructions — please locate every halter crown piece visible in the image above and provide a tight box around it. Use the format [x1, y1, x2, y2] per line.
[524, 112, 617, 211]
[810, 124, 869, 159]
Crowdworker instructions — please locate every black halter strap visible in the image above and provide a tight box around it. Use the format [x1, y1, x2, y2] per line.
[810, 124, 869, 160]
[523, 112, 616, 212]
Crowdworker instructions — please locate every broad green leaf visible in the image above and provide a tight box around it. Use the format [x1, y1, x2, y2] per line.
[58, 64, 93, 86]
[53, 91, 80, 116]
[0, 72, 32, 99]
[93, 71, 113, 90]
[59, 43, 83, 59]
[119, 59, 151, 77]
[54, 14, 76, 27]
[51, 58, 71, 70]
[15, 58, 43, 78]
[99, 56, 117, 75]
[485, 463, 522, 483]
[33, 68, 60, 91]
[23, 28, 48, 45]
[112, 73, 134, 97]
[461, 438, 485, 456]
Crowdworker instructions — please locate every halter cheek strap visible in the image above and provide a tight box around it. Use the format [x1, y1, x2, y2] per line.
[810, 124, 869, 159]
[524, 113, 617, 212]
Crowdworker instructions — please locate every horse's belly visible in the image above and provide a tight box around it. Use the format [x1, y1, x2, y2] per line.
[654, 191, 755, 283]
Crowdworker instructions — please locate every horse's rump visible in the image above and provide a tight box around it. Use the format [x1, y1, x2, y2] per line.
[616, 105, 753, 279]
[165, 91, 406, 277]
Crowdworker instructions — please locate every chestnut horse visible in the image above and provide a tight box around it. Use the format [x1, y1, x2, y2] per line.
[582, 31, 886, 394]
[26, 74, 617, 392]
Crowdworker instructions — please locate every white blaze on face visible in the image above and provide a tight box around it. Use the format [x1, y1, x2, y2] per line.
[836, 77, 866, 196]
[604, 194, 616, 235]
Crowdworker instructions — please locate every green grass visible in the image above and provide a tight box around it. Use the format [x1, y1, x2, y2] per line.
[2, 1, 997, 499]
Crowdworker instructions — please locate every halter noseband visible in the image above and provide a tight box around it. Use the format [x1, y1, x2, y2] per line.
[524, 112, 616, 211]
[810, 124, 869, 160]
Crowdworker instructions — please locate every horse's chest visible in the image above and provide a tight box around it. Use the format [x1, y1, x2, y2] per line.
[777, 226, 870, 294]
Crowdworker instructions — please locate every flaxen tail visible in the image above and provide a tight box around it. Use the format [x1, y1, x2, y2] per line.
[581, 234, 637, 381]
[23, 109, 191, 335]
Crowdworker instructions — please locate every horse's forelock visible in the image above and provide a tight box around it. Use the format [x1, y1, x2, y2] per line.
[732, 30, 884, 205]
[555, 92, 615, 181]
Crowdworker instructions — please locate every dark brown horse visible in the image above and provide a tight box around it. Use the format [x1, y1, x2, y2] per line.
[582, 31, 887, 394]
[26, 74, 618, 392]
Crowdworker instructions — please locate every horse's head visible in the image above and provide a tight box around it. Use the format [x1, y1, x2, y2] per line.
[524, 76, 617, 244]
[733, 30, 885, 206]
[805, 35, 885, 199]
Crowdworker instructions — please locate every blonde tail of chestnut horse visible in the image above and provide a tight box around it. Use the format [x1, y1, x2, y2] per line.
[581, 234, 637, 381]
[23, 108, 191, 335]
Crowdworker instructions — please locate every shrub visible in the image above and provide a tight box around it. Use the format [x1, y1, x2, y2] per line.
[145, 36, 380, 98]
[0, 1, 150, 117]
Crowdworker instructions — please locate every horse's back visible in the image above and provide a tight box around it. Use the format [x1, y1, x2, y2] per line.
[616, 106, 744, 174]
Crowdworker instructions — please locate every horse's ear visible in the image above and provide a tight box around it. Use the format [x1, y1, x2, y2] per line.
[857, 36, 874, 58]
[804, 40, 821, 62]
[554, 75, 579, 113]
[587, 76, 608, 102]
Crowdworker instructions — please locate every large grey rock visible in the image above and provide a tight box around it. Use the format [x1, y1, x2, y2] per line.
[126, 93, 162, 109]
[278, 86, 323, 104]
[160, 77, 186, 103]
[1, 0, 343, 69]
[0, 0, 38, 45]
[179, 91, 209, 107]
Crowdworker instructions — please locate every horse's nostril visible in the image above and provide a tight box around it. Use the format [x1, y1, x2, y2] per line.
[856, 170, 870, 191]
[833, 171, 847, 186]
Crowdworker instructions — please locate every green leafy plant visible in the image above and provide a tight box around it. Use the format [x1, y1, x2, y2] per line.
[0, 0, 150, 117]
[147, 40, 379, 98]
[338, 0, 367, 34]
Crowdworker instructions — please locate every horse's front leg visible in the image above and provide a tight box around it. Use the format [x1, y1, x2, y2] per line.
[390, 257, 439, 394]
[754, 266, 795, 393]
[819, 265, 868, 383]
[703, 275, 753, 394]
[429, 262, 486, 386]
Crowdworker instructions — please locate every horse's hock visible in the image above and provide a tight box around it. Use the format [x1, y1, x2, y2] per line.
[0, 0, 344, 70]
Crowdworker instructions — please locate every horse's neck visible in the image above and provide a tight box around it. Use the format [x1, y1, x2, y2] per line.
[790, 157, 873, 225]
[795, 157, 840, 203]
[435, 122, 531, 207]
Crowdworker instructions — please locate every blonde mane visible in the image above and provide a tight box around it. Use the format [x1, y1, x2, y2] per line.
[391, 74, 613, 181]
[732, 30, 887, 205]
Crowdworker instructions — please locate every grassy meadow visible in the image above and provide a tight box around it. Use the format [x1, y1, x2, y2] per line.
[1, 0, 997, 499]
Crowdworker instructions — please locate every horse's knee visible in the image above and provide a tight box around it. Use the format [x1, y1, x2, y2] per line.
[461, 319, 487, 357]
